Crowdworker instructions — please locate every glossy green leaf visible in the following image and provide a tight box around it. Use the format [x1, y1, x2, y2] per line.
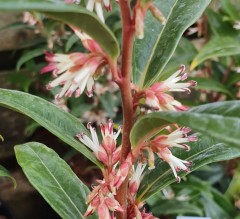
[190, 37, 240, 70]
[132, 0, 175, 85]
[0, 89, 101, 167]
[17, 48, 45, 71]
[0, 0, 119, 59]
[15, 142, 97, 219]
[137, 134, 240, 201]
[172, 176, 235, 219]
[133, 0, 210, 87]
[0, 165, 16, 188]
[65, 34, 80, 52]
[150, 200, 203, 216]
[191, 77, 233, 98]
[131, 101, 240, 148]
[205, 9, 238, 37]
[159, 37, 197, 81]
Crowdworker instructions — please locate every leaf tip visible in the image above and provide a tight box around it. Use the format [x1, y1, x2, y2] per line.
[190, 60, 197, 70]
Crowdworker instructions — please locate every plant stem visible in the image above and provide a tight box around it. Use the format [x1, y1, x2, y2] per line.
[116, 1, 135, 218]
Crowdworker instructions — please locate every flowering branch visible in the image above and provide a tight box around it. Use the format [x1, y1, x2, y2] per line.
[116, 1, 136, 218]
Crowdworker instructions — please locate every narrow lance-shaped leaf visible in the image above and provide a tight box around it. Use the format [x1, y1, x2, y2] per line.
[160, 37, 197, 81]
[132, 0, 175, 85]
[136, 134, 240, 201]
[15, 142, 97, 219]
[0, 89, 101, 167]
[130, 101, 240, 148]
[0, 165, 16, 188]
[134, 0, 210, 87]
[191, 77, 234, 98]
[0, 0, 119, 59]
[190, 37, 240, 70]
[17, 47, 45, 71]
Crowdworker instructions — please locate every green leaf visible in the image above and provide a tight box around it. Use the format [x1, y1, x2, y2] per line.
[65, 34, 80, 52]
[0, 22, 35, 32]
[190, 37, 240, 70]
[191, 77, 233, 98]
[17, 47, 45, 71]
[0, 0, 119, 59]
[160, 37, 197, 81]
[99, 92, 116, 118]
[220, 0, 240, 20]
[0, 165, 16, 188]
[136, 134, 240, 201]
[205, 9, 238, 37]
[132, 0, 175, 85]
[133, 0, 211, 87]
[150, 200, 203, 216]
[0, 89, 101, 167]
[130, 101, 240, 148]
[15, 142, 97, 219]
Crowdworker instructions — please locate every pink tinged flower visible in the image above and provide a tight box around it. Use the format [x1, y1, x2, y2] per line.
[153, 65, 197, 93]
[76, 122, 102, 158]
[77, 121, 121, 166]
[111, 146, 121, 165]
[41, 52, 86, 76]
[86, 0, 111, 23]
[145, 92, 161, 111]
[152, 127, 197, 151]
[78, 125, 108, 165]
[141, 208, 159, 219]
[104, 197, 124, 212]
[112, 160, 131, 189]
[145, 91, 188, 112]
[70, 27, 104, 54]
[129, 163, 146, 195]
[103, 0, 111, 11]
[158, 148, 192, 183]
[100, 119, 121, 141]
[98, 202, 111, 219]
[45, 56, 101, 99]
[84, 195, 100, 217]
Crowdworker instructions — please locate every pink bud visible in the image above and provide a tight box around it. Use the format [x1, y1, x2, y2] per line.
[104, 197, 124, 212]
[98, 146, 109, 165]
[98, 203, 111, 219]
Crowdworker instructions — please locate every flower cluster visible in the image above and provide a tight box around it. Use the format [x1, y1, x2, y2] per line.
[134, 126, 197, 182]
[77, 120, 159, 218]
[134, 65, 197, 112]
[133, 65, 197, 182]
[76, 120, 131, 218]
[41, 30, 109, 100]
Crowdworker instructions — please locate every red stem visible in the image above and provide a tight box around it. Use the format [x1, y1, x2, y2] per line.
[116, 0, 135, 218]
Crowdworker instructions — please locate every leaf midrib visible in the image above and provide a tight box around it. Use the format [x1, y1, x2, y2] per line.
[27, 145, 84, 219]
[139, 0, 177, 88]
[0, 90, 100, 166]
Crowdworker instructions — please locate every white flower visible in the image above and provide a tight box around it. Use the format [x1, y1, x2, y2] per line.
[86, 0, 111, 23]
[233, 21, 240, 30]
